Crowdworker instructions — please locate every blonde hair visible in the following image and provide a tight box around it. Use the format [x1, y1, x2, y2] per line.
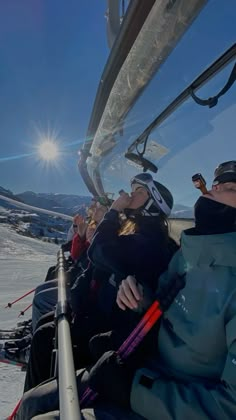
[88, 219, 97, 229]
[118, 218, 136, 236]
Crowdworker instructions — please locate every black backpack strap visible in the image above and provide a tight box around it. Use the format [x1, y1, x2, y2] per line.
[190, 62, 236, 108]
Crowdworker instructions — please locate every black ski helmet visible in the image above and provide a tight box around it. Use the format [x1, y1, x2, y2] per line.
[213, 160, 236, 185]
[130, 173, 173, 217]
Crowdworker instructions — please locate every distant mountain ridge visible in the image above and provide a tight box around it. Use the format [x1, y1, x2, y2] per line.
[0, 186, 91, 216]
[0, 186, 23, 203]
[171, 204, 194, 219]
[16, 191, 92, 216]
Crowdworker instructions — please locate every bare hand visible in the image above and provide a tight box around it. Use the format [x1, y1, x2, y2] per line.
[86, 225, 96, 243]
[74, 214, 88, 239]
[111, 192, 132, 212]
[116, 276, 143, 311]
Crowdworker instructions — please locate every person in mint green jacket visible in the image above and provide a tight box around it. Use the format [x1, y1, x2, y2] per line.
[116, 187, 236, 420]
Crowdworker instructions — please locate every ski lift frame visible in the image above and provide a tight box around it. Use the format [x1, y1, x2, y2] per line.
[78, 0, 156, 196]
[127, 43, 236, 156]
[81, 42, 235, 195]
[79, 0, 208, 196]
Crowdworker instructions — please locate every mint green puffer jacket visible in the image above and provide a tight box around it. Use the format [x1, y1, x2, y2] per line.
[131, 230, 236, 420]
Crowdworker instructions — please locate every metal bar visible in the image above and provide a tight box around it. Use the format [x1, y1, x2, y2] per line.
[57, 249, 81, 419]
[106, 0, 121, 49]
[79, 0, 155, 195]
[128, 43, 236, 151]
[84, 0, 208, 195]
[84, 0, 156, 156]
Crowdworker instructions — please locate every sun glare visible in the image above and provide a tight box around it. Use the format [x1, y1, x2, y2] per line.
[38, 141, 59, 161]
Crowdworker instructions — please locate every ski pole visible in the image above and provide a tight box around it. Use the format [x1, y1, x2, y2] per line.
[80, 274, 186, 407]
[7, 398, 22, 420]
[5, 288, 35, 308]
[0, 356, 24, 368]
[18, 303, 32, 317]
[80, 302, 162, 407]
[118, 302, 162, 359]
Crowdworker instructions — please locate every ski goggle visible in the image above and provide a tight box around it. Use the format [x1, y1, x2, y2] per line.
[131, 173, 172, 216]
[213, 161, 236, 185]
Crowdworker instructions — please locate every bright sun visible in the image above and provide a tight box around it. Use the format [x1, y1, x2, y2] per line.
[38, 141, 59, 161]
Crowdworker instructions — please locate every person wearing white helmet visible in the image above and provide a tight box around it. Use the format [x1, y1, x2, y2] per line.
[87, 172, 176, 291]
[120, 172, 173, 218]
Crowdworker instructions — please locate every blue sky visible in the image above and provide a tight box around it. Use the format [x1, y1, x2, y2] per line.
[96, 0, 236, 206]
[0, 0, 108, 195]
[0, 0, 235, 205]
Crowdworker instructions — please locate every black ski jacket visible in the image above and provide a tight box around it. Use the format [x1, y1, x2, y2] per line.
[88, 209, 177, 290]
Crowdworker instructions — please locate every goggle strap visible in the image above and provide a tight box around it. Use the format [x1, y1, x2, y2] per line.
[141, 209, 160, 217]
[147, 180, 171, 216]
[145, 198, 154, 210]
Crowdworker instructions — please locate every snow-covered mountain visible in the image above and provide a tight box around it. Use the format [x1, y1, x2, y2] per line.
[171, 204, 194, 219]
[0, 186, 93, 243]
[16, 191, 91, 216]
[0, 201, 70, 244]
[0, 186, 91, 216]
[0, 186, 23, 202]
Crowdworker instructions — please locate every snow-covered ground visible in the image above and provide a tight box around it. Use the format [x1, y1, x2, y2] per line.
[0, 224, 59, 419]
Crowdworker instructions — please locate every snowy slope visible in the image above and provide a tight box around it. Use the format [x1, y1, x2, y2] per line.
[0, 194, 74, 244]
[0, 225, 59, 419]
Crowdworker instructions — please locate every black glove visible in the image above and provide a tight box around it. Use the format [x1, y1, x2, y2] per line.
[89, 350, 133, 408]
[89, 330, 124, 362]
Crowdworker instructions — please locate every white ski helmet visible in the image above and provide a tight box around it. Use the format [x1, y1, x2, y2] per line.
[130, 173, 173, 217]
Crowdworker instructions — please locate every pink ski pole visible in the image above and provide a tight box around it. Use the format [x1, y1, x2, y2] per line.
[7, 398, 22, 420]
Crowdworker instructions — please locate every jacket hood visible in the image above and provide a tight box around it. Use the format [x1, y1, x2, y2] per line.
[181, 230, 236, 268]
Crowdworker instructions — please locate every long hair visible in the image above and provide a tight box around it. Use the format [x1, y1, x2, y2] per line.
[118, 218, 136, 235]
[118, 212, 169, 241]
